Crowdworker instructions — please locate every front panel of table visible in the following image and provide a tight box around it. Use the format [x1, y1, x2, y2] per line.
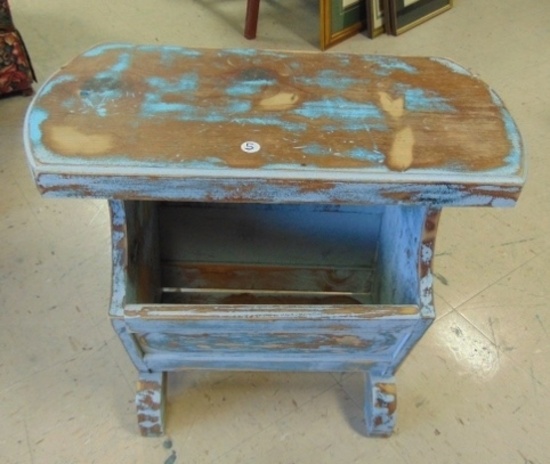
[112, 201, 435, 371]
[107, 198, 439, 435]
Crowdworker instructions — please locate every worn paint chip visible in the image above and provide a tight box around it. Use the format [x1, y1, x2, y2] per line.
[379, 92, 404, 119]
[387, 126, 415, 171]
[259, 91, 300, 111]
[49, 126, 114, 156]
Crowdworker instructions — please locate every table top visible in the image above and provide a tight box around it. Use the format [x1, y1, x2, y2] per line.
[24, 43, 525, 205]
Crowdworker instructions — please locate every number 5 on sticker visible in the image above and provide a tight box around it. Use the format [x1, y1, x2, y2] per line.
[241, 141, 261, 153]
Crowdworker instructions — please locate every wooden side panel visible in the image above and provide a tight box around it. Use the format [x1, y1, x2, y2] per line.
[419, 208, 441, 317]
[109, 199, 132, 316]
[109, 200, 161, 371]
[110, 199, 161, 317]
[373, 205, 438, 374]
[376, 205, 426, 306]
[124, 201, 161, 305]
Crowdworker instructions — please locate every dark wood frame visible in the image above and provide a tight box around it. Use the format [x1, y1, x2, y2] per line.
[366, 0, 386, 38]
[386, 0, 452, 35]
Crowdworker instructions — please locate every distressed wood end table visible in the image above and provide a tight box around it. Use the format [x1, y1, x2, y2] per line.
[24, 44, 525, 437]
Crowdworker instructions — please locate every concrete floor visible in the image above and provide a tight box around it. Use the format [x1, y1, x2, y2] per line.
[1, 0, 549, 462]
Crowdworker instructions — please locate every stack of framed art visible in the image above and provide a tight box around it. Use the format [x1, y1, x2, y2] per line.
[321, 0, 453, 49]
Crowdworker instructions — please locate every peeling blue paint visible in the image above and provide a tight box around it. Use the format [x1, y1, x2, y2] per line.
[430, 57, 471, 76]
[232, 117, 306, 132]
[71, 52, 135, 117]
[363, 56, 418, 76]
[342, 122, 388, 132]
[62, 97, 77, 110]
[83, 43, 202, 60]
[142, 95, 253, 123]
[150, 45, 202, 57]
[302, 144, 328, 156]
[144, 104, 222, 123]
[82, 43, 134, 57]
[143, 45, 203, 59]
[142, 73, 264, 122]
[219, 48, 259, 57]
[218, 48, 293, 60]
[28, 108, 48, 146]
[346, 148, 385, 164]
[25, 44, 523, 210]
[180, 158, 226, 169]
[41, 75, 76, 96]
[35, 172, 521, 208]
[294, 98, 384, 123]
[295, 70, 363, 90]
[142, 100, 195, 117]
[226, 79, 276, 96]
[96, 52, 132, 80]
[146, 73, 199, 93]
[396, 85, 456, 113]
[338, 55, 351, 67]
[227, 100, 253, 113]
[80, 86, 124, 118]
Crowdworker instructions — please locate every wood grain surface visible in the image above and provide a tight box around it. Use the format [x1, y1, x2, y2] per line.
[24, 44, 525, 205]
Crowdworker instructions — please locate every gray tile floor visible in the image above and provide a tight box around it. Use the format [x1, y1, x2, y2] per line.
[1, 0, 549, 462]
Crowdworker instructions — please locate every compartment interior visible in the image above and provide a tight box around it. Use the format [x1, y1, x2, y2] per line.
[121, 201, 425, 308]
[157, 202, 385, 306]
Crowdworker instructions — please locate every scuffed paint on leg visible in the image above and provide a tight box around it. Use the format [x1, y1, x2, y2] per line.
[136, 371, 166, 437]
[364, 372, 397, 437]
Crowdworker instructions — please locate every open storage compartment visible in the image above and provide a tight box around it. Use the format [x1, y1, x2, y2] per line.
[113, 200, 433, 373]
[159, 202, 383, 306]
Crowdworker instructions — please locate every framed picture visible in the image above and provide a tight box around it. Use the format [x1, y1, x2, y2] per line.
[366, 0, 386, 38]
[320, 0, 366, 50]
[386, 0, 453, 35]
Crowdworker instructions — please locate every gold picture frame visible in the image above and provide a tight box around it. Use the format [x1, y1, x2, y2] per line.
[320, 0, 366, 50]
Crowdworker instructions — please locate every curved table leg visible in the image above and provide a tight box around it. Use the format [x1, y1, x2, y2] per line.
[364, 372, 397, 437]
[136, 372, 166, 437]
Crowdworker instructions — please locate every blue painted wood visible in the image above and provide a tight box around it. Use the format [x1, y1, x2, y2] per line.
[142, 353, 376, 373]
[30, 173, 521, 206]
[377, 206, 427, 306]
[24, 43, 525, 206]
[124, 304, 428, 370]
[136, 371, 166, 437]
[364, 373, 397, 437]
[23, 45, 526, 437]
[111, 319, 147, 372]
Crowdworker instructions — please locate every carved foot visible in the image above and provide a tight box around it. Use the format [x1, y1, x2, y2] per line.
[364, 373, 397, 437]
[136, 372, 166, 437]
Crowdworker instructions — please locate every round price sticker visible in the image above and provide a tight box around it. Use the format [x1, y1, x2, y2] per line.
[241, 141, 261, 153]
